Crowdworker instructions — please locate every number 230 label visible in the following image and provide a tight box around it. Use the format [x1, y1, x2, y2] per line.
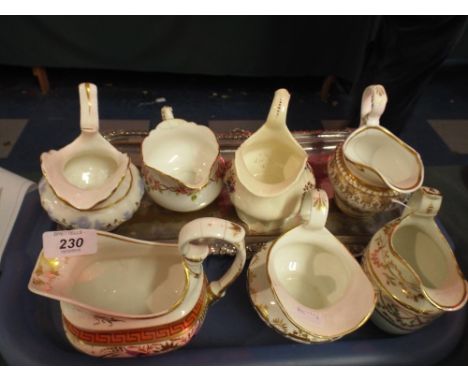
[43, 229, 97, 259]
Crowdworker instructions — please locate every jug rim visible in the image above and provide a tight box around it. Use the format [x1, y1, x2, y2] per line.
[343, 125, 424, 193]
[41, 156, 131, 211]
[40, 146, 131, 211]
[141, 119, 220, 190]
[387, 215, 468, 311]
[247, 249, 340, 343]
[363, 252, 436, 314]
[28, 231, 192, 320]
[265, 217, 376, 339]
[333, 144, 401, 194]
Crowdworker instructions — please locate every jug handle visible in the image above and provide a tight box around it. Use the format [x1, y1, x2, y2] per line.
[161, 106, 175, 121]
[79, 82, 99, 133]
[402, 186, 442, 218]
[360, 84, 387, 127]
[300, 188, 329, 230]
[178, 217, 247, 305]
[266, 88, 290, 128]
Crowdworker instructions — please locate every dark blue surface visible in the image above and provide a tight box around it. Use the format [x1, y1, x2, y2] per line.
[0, 189, 466, 365]
[2, 66, 468, 183]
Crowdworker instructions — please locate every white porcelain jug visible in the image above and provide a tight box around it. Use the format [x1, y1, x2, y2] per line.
[362, 187, 468, 334]
[225, 89, 315, 233]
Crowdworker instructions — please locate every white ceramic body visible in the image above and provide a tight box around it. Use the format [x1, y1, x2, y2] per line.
[266, 189, 375, 339]
[228, 89, 314, 233]
[29, 217, 247, 357]
[328, 144, 406, 217]
[29, 232, 190, 319]
[248, 242, 338, 343]
[343, 125, 424, 192]
[342, 84, 424, 193]
[362, 187, 468, 334]
[142, 161, 223, 212]
[39, 163, 144, 231]
[40, 83, 130, 210]
[92, 166, 132, 209]
[142, 109, 222, 212]
[60, 266, 204, 332]
[225, 161, 315, 232]
[62, 280, 208, 358]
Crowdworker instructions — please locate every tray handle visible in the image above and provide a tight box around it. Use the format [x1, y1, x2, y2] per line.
[178, 217, 247, 304]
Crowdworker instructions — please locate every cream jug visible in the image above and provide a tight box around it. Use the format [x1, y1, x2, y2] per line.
[142, 107, 223, 212]
[29, 218, 246, 357]
[328, 84, 423, 217]
[248, 189, 375, 342]
[40, 83, 130, 210]
[38, 83, 143, 230]
[362, 187, 468, 334]
[342, 84, 424, 193]
[225, 88, 315, 233]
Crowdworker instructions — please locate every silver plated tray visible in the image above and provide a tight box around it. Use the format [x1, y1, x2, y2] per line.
[104, 128, 401, 257]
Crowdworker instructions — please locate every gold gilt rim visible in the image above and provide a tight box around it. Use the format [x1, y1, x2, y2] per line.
[34, 232, 192, 320]
[343, 126, 423, 192]
[44, 165, 134, 212]
[363, 249, 435, 315]
[96, 232, 192, 320]
[334, 144, 400, 195]
[386, 215, 468, 311]
[142, 154, 221, 193]
[264, 236, 376, 340]
[141, 122, 221, 191]
[62, 284, 208, 347]
[40, 154, 131, 211]
[246, 265, 337, 344]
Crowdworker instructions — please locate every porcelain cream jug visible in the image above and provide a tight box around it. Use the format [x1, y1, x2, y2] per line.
[29, 217, 246, 357]
[327, 143, 405, 217]
[39, 162, 144, 231]
[362, 187, 468, 334]
[142, 106, 223, 212]
[41, 83, 130, 210]
[248, 189, 375, 342]
[343, 84, 424, 193]
[328, 84, 423, 217]
[38, 83, 143, 230]
[225, 88, 315, 233]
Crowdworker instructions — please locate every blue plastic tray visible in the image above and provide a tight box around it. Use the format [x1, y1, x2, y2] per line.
[0, 189, 466, 365]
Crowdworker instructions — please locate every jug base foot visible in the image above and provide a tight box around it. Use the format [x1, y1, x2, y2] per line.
[371, 308, 417, 335]
[235, 209, 301, 235]
[334, 193, 379, 219]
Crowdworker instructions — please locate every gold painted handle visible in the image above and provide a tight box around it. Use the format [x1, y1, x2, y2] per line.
[179, 218, 247, 305]
[79, 83, 99, 133]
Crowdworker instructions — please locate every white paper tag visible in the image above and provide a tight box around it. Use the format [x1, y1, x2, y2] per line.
[42, 229, 97, 259]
